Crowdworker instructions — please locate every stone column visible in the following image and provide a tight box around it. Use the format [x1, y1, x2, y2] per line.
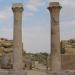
[12, 3, 24, 70]
[48, 2, 62, 71]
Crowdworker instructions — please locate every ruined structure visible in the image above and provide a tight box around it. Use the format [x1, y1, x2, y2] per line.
[12, 3, 24, 70]
[0, 1, 75, 75]
[48, 2, 62, 71]
[61, 39, 75, 70]
[61, 39, 75, 54]
[48, 1, 75, 71]
[0, 38, 30, 70]
[0, 38, 13, 69]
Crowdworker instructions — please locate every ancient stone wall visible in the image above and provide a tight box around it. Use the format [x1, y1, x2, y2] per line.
[61, 54, 75, 70]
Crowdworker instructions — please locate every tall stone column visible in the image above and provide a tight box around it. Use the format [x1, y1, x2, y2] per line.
[48, 2, 62, 71]
[12, 3, 24, 70]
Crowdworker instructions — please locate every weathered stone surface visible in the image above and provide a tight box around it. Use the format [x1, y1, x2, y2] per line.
[48, 2, 62, 71]
[0, 38, 26, 69]
[61, 54, 75, 70]
[61, 39, 75, 54]
[0, 38, 13, 69]
[12, 3, 24, 70]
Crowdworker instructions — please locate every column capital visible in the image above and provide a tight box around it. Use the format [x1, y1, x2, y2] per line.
[12, 3, 24, 12]
[48, 2, 62, 11]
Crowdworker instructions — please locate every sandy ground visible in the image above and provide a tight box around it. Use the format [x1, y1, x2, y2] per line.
[26, 69, 48, 75]
[25, 64, 49, 75]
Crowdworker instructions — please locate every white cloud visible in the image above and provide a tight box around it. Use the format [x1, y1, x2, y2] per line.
[26, 4, 37, 11]
[60, 20, 75, 40]
[25, 0, 45, 12]
[0, 7, 12, 21]
[24, 12, 34, 17]
[0, 27, 13, 39]
[0, 13, 6, 20]
[60, 0, 75, 7]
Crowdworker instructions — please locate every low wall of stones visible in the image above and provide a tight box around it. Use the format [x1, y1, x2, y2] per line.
[61, 54, 75, 70]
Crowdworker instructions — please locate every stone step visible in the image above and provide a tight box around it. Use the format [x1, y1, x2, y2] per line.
[0, 70, 26, 75]
[47, 71, 75, 75]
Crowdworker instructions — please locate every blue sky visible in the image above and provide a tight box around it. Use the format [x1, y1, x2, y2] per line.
[0, 0, 75, 53]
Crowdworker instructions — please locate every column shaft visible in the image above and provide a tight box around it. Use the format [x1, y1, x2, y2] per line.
[12, 4, 24, 70]
[48, 2, 62, 71]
